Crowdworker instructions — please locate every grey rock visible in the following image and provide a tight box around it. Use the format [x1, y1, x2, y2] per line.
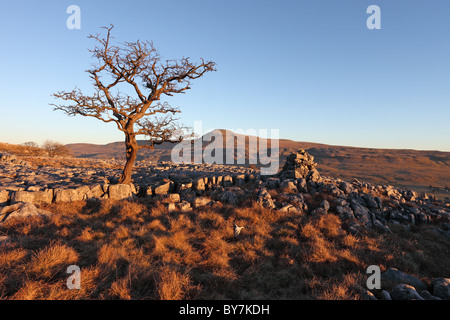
[266, 177, 280, 189]
[390, 284, 424, 300]
[321, 200, 330, 212]
[256, 188, 275, 210]
[153, 180, 173, 195]
[160, 193, 181, 203]
[108, 184, 134, 201]
[0, 190, 9, 206]
[74, 186, 94, 200]
[381, 268, 427, 291]
[389, 210, 408, 223]
[221, 190, 237, 205]
[278, 150, 319, 181]
[351, 203, 372, 226]
[11, 191, 36, 204]
[362, 289, 377, 300]
[176, 200, 192, 212]
[416, 212, 428, 224]
[32, 189, 54, 204]
[333, 198, 347, 206]
[193, 177, 207, 191]
[374, 196, 383, 209]
[296, 178, 308, 193]
[54, 188, 79, 203]
[362, 194, 378, 208]
[327, 184, 343, 197]
[339, 181, 353, 194]
[193, 197, 212, 208]
[280, 180, 298, 193]
[0, 202, 51, 223]
[373, 219, 391, 234]
[278, 203, 301, 214]
[90, 184, 105, 198]
[431, 278, 450, 300]
[306, 168, 321, 183]
[166, 202, 177, 213]
[379, 290, 392, 300]
[235, 174, 246, 186]
[420, 290, 442, 300]
[336, 205, 354, 219]
[222, 175, 233, 187]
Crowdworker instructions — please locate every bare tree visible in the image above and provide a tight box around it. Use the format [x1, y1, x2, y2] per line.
[51, 25, 216, 185]
[22, 141, 42, 156]
[42, 140, 71, 158]
[23, 141, 39, 149]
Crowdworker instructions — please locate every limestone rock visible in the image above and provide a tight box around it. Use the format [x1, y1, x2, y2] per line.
[296, 178, 308, 193]
[381, 268, 427, 291]
[321, 200, 330, 212]
[193, 177, 207, 191]
[153, 180, 174, 195]
[0, 202, 51, 223]
[390, 284, 424, 300]
[362, 194, 378, 209]
[90, 184, 105, 198]
[160, 193, 181, 203]
[306, 168, 321, 183]
[108, 184, 134, 201]
[278, 203, 301, 214]
[0, 190, 9, 206]
[420, 290, 441, 300]
[339, 181, 353, 194]
[221, 191, 237, 205]
[222, 175, 233, 187]
[193, 197, 212, 208]
[361, 289, 377, 300]
[351, 203, 372, 226]
[235, 174, 246, 186]
[11, 191, 36, 204]
[431, 278, 450, 300]
[336, 205, 354, 219]
[373, 219, 391, 234]
[54, 187, 88, 203]
[278, 150, 321, 183]
[176, 200, 192, 212]
[280, 180, 298, 193]
[266, 177, 280, 189]
[379, 290, 392, 300]
[256, 188, 275, 210]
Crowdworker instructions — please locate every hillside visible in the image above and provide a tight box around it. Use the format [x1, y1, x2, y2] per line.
[65, 130, 450, 198]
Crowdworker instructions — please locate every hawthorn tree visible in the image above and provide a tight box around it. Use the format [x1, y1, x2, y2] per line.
[51, 25, 216, 185]
[22, 141, 42, 156]
[42, 140, 71, 158]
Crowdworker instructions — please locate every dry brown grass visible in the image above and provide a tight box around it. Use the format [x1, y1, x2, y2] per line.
[0, 141, 121, 170]
[0, 197, 448, 300]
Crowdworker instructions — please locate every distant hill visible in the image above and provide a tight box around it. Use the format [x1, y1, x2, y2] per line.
[65, 129, 450, 196]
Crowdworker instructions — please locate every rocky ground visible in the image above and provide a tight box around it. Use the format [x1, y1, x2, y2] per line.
[0, 150, 449, 300]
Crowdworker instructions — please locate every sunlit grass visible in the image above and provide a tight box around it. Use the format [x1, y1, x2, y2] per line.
[0, 197, 448, 300]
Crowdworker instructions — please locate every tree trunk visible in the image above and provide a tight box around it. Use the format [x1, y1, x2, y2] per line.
[118, 131, 138, 185]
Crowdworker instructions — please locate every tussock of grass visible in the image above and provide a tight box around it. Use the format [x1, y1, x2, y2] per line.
[0, 197, 448, 300]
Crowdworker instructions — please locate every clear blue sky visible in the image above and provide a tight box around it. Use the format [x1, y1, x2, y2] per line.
[0, 0, 449, 151]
